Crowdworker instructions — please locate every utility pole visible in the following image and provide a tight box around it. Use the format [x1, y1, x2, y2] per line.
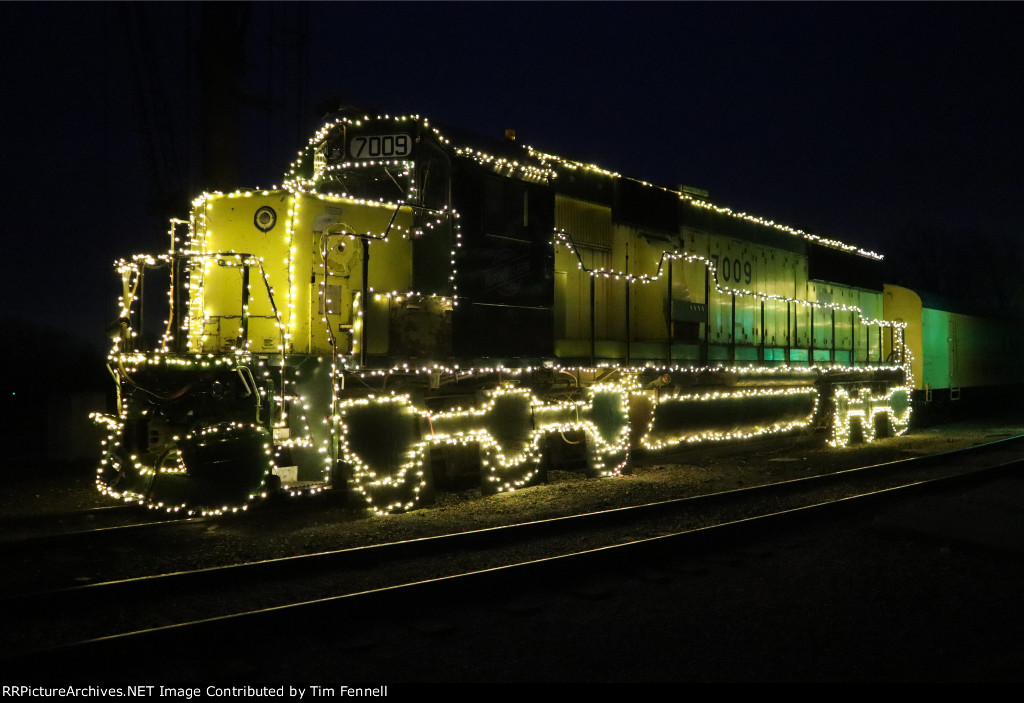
[197, 3, 251, 191]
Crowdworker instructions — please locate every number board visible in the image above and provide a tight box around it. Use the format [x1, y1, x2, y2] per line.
[348, 134, 413, 159]
[710, 253, 753, 286]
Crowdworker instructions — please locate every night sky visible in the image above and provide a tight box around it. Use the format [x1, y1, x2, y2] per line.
[3, 2, 1021, 350]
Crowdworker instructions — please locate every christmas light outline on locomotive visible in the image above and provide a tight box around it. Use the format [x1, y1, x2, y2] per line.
[95, 113, 914, 517]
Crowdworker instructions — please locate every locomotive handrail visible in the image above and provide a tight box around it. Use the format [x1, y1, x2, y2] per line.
[110, 358, 193, 401]
[556, 228, 876, 316]
[233, 365, 263, 424]
[176, 251, 286, 355]
[555, 227, 906, 368]
[170, 251, 287, 429]
[114, 254, 174, 354]
[318, 204, 413, 366]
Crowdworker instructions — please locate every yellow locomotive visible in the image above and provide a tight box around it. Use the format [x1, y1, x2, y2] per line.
[97, 114, 912, 515]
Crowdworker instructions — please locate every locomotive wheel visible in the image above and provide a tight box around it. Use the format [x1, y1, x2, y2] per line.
[539, 429, 589, 472]
[96, 442, 156, 499]
[582, 428, 632, 478]
[479, 390, 542, 495]
[339, 397, 426, 513]
[480, 442, 544, 496]
[583, 388, 632, 477]
[426, 443, 480, 493]
[162, 423, 274, 509]
[873, 412, 894, 440]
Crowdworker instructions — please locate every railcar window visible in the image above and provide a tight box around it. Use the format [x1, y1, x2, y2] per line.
[417, 143, 449, 210]
[318, 167, 410, 203]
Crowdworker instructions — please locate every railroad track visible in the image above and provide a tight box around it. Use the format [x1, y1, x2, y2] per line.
[0, 503, 192, 544]
[5, 433, 1024, 680]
